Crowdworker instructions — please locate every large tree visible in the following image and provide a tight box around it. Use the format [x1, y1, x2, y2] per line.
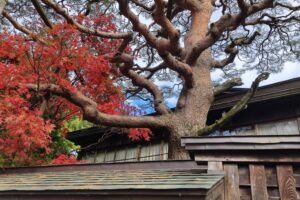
[0, 0, 299, 159]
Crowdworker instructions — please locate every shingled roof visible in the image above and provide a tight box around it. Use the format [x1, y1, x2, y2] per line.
[0, 169, 223, 190]
[0, 161, 224, 200]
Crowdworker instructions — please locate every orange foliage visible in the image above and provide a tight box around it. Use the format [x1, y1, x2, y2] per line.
[0, 13, 151, 167]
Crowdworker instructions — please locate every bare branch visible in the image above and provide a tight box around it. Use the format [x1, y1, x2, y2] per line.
[131, 0, 155, 11]
[213, 31, 260, 68]
[112, 53, 171, 115]
[275, 2, 300, 11]
[213, 78, 243, 96]
[2, 11, 47, 44]
[212, 48, 238, 68]
[185, 0, 274, 65]
[153, 0, 181, 54]
[198, 72, 269, 135]
[117, 0, 180, 55]
[160, 53, 194, 88]
[31, 0, 53, 28]
[41, 0, 132, 39]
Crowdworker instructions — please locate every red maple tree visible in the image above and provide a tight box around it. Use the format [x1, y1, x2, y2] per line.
[0, 13, 150, 166]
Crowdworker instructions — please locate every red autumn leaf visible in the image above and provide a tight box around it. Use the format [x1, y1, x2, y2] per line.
[0, 12, 151, 167]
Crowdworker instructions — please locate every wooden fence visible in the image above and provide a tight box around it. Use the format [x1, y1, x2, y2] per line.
[208, 162, 299, 200]
[182, 135, 300, 200]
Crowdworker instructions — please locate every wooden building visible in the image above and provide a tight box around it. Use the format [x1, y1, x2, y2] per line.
[181, 135, 300, 200]
[2, 78, 300, 199]
[1, 136, 300, 199]
[67, 77, 300, 163]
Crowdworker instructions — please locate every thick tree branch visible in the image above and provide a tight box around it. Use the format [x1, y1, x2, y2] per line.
[41, 0, 131, 39]
[153, 0, 181, 54]
[213, 78, 243, 96]
[118, 0, 193, 88]
[246, 14, 300, 25]
[198, 72, 269, 135]
[174, 0, 202, 11]
[31, 0, 53, 28]
[184, 0, 274, 65]
[27, 83, 167, 128]
[213, 31, 260, 68]
[2, 11, 46, 44]
[118, 0, 181, 56]
[2, 11, 31, 35]
[0, 0, 7, 14]
[212, 48, 238, 69]
[112, 53, 171, 115]
[170, 6, 184, 19]
[160, 53, 194, 88]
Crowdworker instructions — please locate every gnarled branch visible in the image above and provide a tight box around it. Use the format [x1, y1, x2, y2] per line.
[198, 72, 269, 135]
[41, 0, 131, 39]
[153, 0, 181, 54]
[213, 78, 243, 96]
[111, 53, 171, 115]
[27, 83, 167, 128]
[213, 31, 260, 68]
[2, 11, 47, 44]
[184, 0, 274, 65]
[31, 0, 53, 28]
[160, 53, 194, 88]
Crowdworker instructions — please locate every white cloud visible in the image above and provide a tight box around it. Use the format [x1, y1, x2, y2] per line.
[241, 61, 300, 87]
[211, 61, 300, 88]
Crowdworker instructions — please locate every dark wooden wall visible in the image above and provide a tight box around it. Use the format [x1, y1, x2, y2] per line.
[183, 135, 300, 200]
[208, 162, 299, 200]
[208, 95, 300, 129]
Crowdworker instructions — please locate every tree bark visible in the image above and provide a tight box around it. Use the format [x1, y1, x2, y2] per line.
[165, 0, 214, 159]
[0, 0, 7, 14]
[168, 132, 190, 160]
[167, 53, 214, 159]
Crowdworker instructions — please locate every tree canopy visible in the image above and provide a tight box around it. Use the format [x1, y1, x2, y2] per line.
[0, 0, 299, 161]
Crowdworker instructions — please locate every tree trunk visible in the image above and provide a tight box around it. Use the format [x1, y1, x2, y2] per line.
[168, 132, 190, 160]
[165, 0, 214, 159]
[167, 52, 214, 159]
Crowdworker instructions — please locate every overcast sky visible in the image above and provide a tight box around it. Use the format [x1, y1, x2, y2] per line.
[232, 61, 300, 87]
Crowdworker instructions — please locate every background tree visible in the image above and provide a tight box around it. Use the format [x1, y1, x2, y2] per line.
[0, 0, 299, 160]
[0, 8, 129, 166]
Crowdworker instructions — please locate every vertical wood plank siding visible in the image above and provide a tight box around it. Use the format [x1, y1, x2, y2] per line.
[277, 165, 297, 200]
[214, 163, 300, 200]
[82, 140, 168, 163]
[208, 162, 223, 173]
[224, 164, 240, 200]
[249, 165, 268, 200]
[183, 135, 300, 200]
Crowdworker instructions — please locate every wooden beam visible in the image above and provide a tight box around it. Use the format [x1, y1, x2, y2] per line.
[249, 164, 268, 200]
[182, 135, 300, 145]
[208, 162, 223, 174]
[276, 165, 297, 200]
[224, 164, 240, 200]
[195, 152, 300, 163]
